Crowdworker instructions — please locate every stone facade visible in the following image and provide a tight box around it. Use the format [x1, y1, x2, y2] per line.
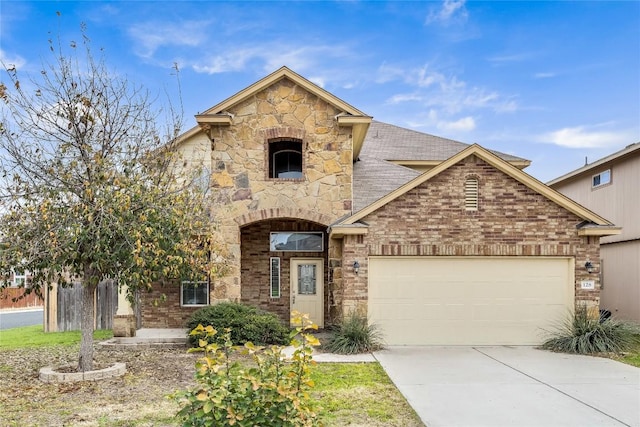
[207, 79, 353, 304]
[339, 155, 601, 315]
[141, 78, 354, 328]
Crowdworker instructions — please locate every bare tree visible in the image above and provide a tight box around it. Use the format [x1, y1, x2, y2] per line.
[0, 29, 219, 371]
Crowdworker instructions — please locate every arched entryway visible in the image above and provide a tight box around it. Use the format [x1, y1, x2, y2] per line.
[240, 218, 328, 327]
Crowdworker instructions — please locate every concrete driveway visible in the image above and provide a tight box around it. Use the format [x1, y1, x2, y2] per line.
[374, 346, 640, 427]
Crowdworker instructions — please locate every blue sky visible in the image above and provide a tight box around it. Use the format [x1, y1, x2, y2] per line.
[1, 1, 638, 182]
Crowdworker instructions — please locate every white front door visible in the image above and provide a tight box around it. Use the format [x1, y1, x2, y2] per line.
[290, 258, 324, 328]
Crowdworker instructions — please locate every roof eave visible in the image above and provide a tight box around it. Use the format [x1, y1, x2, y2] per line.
[577, 227, 622, 237]
[548, 142, 640, 186]
[337, 115, 373, 161]
[329, 225, 369, 239]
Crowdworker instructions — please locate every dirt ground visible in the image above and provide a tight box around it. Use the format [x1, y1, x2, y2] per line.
[0, 345, 198, 426]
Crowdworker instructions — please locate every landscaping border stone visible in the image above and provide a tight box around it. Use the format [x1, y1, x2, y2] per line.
[39, 362, 126, 383]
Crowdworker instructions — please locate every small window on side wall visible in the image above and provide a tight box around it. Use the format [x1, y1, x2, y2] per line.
[592, 169, 611, 188]
[464, 177, 479, 211]
[270, 257, 281, 298]
[181, 280, 209, 306]
[269, 139, 303, 179]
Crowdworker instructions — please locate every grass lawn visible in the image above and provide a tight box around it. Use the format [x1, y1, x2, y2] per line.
[0, 324, 112, 349]
[312, 362, 422, 426]
[0, 325, 423, 426]
[617, 343, 640, 367]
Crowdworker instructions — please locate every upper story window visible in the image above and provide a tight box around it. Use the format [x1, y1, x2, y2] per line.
[592, 169, 611, 188]
[269, 139, 303, 179]
[12, 270, 27, 288]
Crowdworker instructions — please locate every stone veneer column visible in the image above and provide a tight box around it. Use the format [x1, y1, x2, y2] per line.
[112, 285, 136, 337]
[327, 237, 343, 324]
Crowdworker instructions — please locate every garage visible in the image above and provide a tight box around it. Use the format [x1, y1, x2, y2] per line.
[368, 257, 575, 345]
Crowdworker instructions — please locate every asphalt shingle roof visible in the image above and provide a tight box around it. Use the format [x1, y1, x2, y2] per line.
[352, 156, 420, 212]
[352, 120, 528, 213]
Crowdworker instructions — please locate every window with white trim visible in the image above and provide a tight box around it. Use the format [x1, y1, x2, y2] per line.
[464, 177, 479, 211]
[12, 270, 26, 288]
[181, 280, 209, 306]
[270, 257, 281, 298]
[592, 169, 611, 188]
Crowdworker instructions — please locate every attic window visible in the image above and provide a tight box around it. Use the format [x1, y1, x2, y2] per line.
[269, 139, 303, 179]
[464, 177, 479, 211]
[592, 169, 611, 188]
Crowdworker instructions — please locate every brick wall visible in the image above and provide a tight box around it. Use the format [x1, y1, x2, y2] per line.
[342, 155, 600, 312]
[240, 219, 327, 324]
[139, 282, 202, 328]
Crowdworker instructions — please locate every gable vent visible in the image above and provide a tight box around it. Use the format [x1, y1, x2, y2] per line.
[464, 177, 479, 211]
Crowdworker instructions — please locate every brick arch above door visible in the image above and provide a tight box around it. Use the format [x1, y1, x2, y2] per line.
[235, 208, 333, 228]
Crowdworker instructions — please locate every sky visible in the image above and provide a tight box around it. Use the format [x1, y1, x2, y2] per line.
[1, 1, 639, 182]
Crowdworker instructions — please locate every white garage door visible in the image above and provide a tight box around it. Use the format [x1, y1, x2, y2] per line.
[368, 257, 574, 345]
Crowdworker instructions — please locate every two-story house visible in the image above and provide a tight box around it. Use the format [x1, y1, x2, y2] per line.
[114, 67, 619, 345]
[549, 143, 640, 322]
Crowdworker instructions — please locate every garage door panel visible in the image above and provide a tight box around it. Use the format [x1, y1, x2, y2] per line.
[368, 257, 574, 345]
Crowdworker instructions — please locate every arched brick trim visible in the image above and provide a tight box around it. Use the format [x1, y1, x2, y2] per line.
[235, 208, 333, 227]
[261, 127, 306, 140]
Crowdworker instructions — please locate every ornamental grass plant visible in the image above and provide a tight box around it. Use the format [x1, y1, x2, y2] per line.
[326, 311, 384, 355]
[542, 306, 640, 355]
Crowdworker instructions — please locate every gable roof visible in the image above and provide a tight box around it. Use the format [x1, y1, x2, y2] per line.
[178, 66, 372, 159]
[547, 142, 640, 186]
[351, 121, 530, 213]
[203, 66, 368, 117]
[341, 144, 618, 231]
[361, 121, 530, 165]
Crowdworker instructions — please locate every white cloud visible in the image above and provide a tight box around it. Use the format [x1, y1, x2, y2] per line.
[308, 76, 325, 88]
[406, 109, 476, 133]
[488, 52, 537, 64]
[192, 48, 260, 74]
[425, 0, 468, 25]
[0, 49, 26, 70]
[128, 20, 212, 58]
[386, 71, 516, 115]
[387, 93, 424, 104]
[540, 125, 634, 149]
[534, 72, 556, 79]
[190, 43, 353, 84]
[381, 61, 517, 136]
[437, 116, 476, 132]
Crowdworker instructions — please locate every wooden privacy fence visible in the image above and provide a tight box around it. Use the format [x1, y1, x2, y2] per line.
[44, 280, 118, 332]
[0, 288, 43, 310]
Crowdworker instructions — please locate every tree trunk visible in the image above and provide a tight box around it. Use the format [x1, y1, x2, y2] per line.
[78, 278, 97, 372]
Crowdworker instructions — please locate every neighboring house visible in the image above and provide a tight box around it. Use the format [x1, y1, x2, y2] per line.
[548, 143, 640, 322]
[109, 67, 619, 345]
[0, 270, 43, 311]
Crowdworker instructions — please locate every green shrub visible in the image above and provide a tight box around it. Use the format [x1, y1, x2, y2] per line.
[186, 302, 289, 346]
[542, 306, 640, 354]
[326, 311, 384, 354]
[172, 311, 321, 427]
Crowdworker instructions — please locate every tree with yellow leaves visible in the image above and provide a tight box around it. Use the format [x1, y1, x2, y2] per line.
[0, 28, 224, 372]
